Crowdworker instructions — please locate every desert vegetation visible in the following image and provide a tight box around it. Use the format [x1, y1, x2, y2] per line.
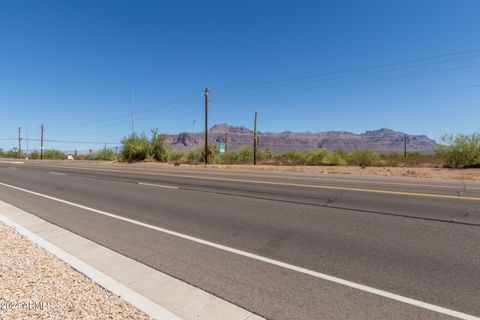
[2, 131, 479, 169]
[120, 129, 169, 162]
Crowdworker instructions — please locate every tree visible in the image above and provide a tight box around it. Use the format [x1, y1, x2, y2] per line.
[349, 149, 379, 168]
[149, 128, 169, 162]
[436, 133, 480, 168]
[120, 133, 150, 162]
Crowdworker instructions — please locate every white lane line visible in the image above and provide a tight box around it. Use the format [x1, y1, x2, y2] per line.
[137, 182, 179, 189]
[0, 214, 181, 320]
[49, 172, 66, 175]
[0, 161, 24, 164]
[0, 181, 477, 320]
[8, 167, 18, 170]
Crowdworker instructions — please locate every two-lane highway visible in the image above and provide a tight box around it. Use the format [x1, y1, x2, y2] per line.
[0, 160, 479, 319]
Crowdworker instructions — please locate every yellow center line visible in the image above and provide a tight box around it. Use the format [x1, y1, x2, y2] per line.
[24, 162, 480, 191]
[111, 166, 480, 190]
[7, 163, 480, 201]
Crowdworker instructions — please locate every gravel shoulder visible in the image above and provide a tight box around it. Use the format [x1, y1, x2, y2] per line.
[0, 222, 151, 320]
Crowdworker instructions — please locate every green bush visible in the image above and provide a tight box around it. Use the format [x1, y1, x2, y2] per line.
[120, 133, 150, 162]
[185, 147, 204, 164]
[93, 146, 116, 161]
[436, 133, 480, 168]
[168, 151, 184, 163]
[232, 146, 253, 163]
[323, 150, 348, 166]
[120, 129, 170, 162]
[43, 149, 67, 160]
[29, 150, 40, 159]
[149, 129, 169, 162]
[349, 149, 379, 168]
[5, 149, 24, 158]
[258, 148, 274, 161]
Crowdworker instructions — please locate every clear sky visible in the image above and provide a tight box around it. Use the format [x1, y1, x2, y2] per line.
[0, 0, 479, 151]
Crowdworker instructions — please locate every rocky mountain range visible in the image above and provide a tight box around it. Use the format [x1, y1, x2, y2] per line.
[167, 124, 437, 153]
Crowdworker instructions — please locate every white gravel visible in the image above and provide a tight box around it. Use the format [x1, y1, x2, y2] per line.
[0, 223, 152, 319]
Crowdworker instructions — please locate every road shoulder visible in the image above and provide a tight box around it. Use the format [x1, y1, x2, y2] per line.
[0, 200, 263, 320]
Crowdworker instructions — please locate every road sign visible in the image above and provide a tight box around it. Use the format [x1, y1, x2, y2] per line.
[219, 143, 225, 153]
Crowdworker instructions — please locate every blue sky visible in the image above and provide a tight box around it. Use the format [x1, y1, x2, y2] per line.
[0, 0, 479, 151]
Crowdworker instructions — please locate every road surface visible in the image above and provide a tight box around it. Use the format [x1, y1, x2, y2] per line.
[0, 160, 479, 320]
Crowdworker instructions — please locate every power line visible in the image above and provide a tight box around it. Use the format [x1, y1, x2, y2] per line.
[214, 54, 480, 94]
[213, 48, 480, 90]
[213, 63, 480, 100]
[224, 84, 480, 112]
[52, 92, 198, 131]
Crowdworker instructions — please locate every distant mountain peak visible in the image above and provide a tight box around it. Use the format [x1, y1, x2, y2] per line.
[168, 123, 436, 153]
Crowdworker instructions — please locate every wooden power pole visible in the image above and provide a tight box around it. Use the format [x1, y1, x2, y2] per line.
[203, 88, 209, 164]
[404, 133, 407, 158]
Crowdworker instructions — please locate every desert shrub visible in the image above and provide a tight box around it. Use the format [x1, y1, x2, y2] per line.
[185, 147, 204, 164]
[258, 148, 274, 162]
[29, 150, 40, 159]
[380, 151, 443, 167]
[168, 151, 184, 163]
[202, 144, 221, 164]
[42, 149, 67, 160]
[276, 151, 307, 165]
[224, 146, 255, 164]
[93, 146, 116, 161]
[149, 129, 169, 162]
[349, 149, 379, 168]
[235, 146, 254, 163]
[5, 150, 15, 158]
[303, 148, 329, 165]
[285, 148, 345, 166]
[120, 133, 150, 162]
[436, 133, 480, 168]
[0, 148, 4, 157]
[323, 150, 348, 166]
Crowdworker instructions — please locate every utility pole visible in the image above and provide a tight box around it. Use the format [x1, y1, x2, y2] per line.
[253, 112, 258, 165]
[17, 127, 22, 159]
[40, 124, 44, 160]
[225, 132, 228, 155]
[224, 131, 228, 164]
[203, 88, 209, 164]
[129, 89, 135, 136]
[404, 133, 407, 158]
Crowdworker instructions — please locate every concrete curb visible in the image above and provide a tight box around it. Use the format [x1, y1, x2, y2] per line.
[0, 200, 263, 320]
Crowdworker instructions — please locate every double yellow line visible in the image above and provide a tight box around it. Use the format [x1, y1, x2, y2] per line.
[14, 163, 480, 201]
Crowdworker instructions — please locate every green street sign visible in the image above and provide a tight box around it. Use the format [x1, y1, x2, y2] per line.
[219, 143, 225, 153]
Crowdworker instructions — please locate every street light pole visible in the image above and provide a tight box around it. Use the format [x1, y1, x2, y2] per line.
[129, 89, 135, 136]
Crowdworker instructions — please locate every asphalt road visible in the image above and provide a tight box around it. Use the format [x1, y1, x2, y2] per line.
[0, 160, 479, 319]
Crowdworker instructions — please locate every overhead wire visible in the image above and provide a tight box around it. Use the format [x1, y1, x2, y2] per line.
[213, 48, 480, 90]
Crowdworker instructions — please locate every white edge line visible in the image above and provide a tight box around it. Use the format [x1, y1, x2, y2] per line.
[49, 171, 66, 175]
[0, 213, 181, 320]
[138, 182, 179, 189]
[0, 181, 478, 320]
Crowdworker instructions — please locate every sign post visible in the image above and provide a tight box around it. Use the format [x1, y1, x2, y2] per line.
[219, 143, 225, 169]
